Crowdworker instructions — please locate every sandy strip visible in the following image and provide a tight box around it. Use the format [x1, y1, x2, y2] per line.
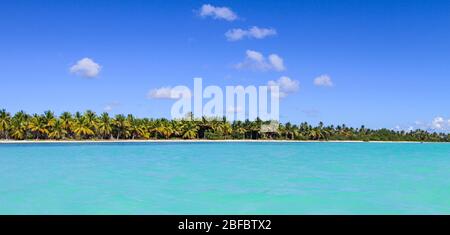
[0, 139, 445, 144]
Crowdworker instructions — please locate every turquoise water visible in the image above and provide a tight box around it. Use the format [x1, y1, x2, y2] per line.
[0, 142, 449, 214]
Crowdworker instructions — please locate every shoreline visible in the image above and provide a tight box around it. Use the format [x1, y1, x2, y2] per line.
[0, 139, 446, 144]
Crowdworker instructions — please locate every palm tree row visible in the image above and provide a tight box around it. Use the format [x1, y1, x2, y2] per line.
[0, 109, 448, 142]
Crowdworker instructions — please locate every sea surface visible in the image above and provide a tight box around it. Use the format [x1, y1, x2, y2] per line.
[0, 142, 449, 214]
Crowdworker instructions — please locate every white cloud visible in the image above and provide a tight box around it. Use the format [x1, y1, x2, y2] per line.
[249, 26, 277, 39]
[147, 87, 178, 99]
[268, 54, 285, 71]
[267, 76, 299, 98]
[235, 50, 286, 72]
[225, 26, 277, 41]
[246, 50, 264, 62]
[199, 4, 237, 21]
[431, 116, 450, 130]
[147, 87, 191, 100]
[314, 74, 333, 87]
[401, 116, 450, 133]
[225, 29, 247, 41]
[70, 58, 101, 78]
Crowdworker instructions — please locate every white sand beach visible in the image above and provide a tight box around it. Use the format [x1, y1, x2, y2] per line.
[0, 139, 438, 144]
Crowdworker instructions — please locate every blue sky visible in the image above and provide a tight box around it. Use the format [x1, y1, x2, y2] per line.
[1, 0, 449, 131]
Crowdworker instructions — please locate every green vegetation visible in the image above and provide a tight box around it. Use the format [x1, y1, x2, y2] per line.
[0, 109, 448, 142]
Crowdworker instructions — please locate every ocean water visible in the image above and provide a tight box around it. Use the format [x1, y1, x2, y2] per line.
[0, 142, 449, 215]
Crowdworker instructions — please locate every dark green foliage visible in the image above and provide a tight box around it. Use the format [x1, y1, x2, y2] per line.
[0, 109, 448, 142]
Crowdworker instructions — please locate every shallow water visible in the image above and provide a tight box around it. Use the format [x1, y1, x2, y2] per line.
[1, 142, 449, 214]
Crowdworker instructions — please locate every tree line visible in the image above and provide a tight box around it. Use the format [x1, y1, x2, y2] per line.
[0, 109, 448, 142]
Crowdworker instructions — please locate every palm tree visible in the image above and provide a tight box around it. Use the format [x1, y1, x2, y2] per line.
[113, 114, 130, 139]
[307, 128, 324, 140]
[249, 119, 261, 139]
[97, 112, 113, 139]
[0, 109, 11, 139]
[43, 110, 56, 129]
[223, 123, 232, 138]
[48, 120, 67, 139]
[0, 110, 448, 142]
[135, 123, 149, 139]
[156, 125, 173, 139]
[197, 116, 212, 139]
[28, 114, 48, 140]
[9, 111, 29, 140]
[60, 112, 73, 138]
[234, 126, 246, 139]
[283, 122, 297, 140]
[181, 122, 198, 139]
[171, 120, 184, 138]
[84, 110, 97, 132]
[72, 116, 95, 139]
[127, 114, 144, 140]
[145, 120, 159, 139]
[10, 118, 27, 140]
